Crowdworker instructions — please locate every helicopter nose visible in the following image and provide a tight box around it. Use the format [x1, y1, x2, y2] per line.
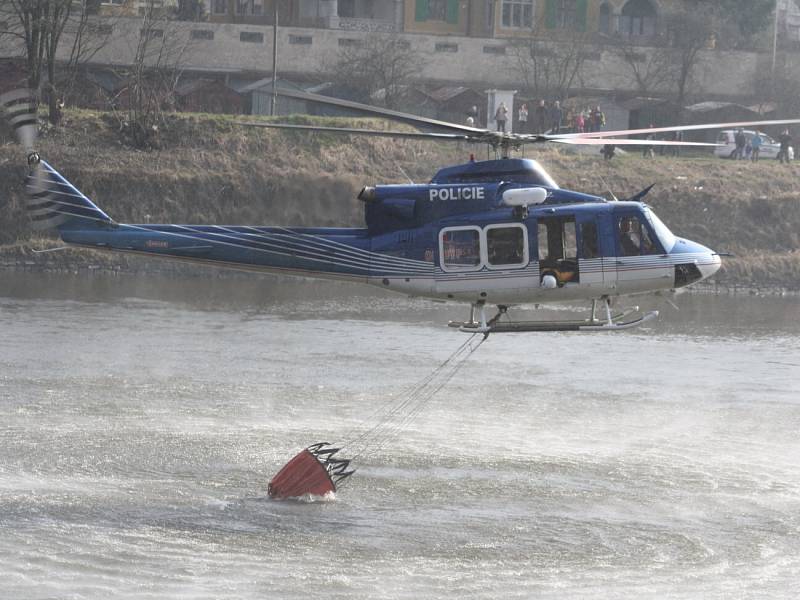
[698, 251, 722, 280]
[670, 238, 722, 287]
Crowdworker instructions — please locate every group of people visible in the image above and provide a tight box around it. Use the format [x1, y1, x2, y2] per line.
[483, 101, 606, 135]
[732, 127, 793, 163]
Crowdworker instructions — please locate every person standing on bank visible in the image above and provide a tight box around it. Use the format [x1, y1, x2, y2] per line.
[518, 103, 528, 133]
[535, 99, 547, 134]
[734, 128, 746, 160]
[495, 101, 508, 132]
[590, 105, 605, 133]
[777, 129, 792, 164]
[549, 100, 563, 135]
[750, 131, 763, 162]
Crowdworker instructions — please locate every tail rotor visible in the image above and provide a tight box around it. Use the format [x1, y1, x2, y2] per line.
[0, 89, 39, 165]
[2, 89, 113, 231]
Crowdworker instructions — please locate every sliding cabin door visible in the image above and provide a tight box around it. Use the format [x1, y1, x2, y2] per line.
[536, 217, 579, 287]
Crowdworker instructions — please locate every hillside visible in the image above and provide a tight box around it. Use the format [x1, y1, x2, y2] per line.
[2, 110, 800, 290]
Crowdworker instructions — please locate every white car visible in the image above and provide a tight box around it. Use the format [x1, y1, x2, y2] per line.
[714, 129, 793, 160]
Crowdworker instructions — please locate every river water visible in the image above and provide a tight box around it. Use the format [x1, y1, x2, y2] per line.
[1, 271, 799, 599]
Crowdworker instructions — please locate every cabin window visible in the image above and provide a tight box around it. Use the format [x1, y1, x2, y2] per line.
[579, 221, 599, 258]
[440, 227, 481, 271]
[618, 215, 658, 256]
[486, 224, 527, 268]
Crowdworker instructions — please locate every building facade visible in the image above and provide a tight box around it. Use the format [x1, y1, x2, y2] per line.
[202, 0, 668, 40]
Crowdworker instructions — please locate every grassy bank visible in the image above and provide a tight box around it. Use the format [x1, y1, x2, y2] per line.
[2, 110, 799, 289]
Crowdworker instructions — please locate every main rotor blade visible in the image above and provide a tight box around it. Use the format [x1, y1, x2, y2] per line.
[551, 137, 720, 147]
[237, 121, 471, 141]
[270, 88, 486, 136]
[552, 118, 800, 140]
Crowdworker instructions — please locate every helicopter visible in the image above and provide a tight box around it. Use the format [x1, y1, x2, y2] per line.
[4, 87, 799, 334]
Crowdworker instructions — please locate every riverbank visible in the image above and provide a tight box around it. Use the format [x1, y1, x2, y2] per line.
[2, 109, 799, 290]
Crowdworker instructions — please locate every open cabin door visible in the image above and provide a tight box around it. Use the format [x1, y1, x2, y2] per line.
[536, 216, 579, 286]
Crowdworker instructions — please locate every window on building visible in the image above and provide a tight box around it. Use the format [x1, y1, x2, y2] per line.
[415, 0, 459, 24]
[429, 0, 447, 21]
[240, 31, 264, 43]
[556, 0, 577, 29]
[545, 0, 586, 31]
[338, 0, 355, 18]
[211, 0, 227, 15]
[235, 0, 263, 16]
[502, 0, 535, 29]
[435, 42, 459, 52]
[191, 29, 215, 40]
[619, 0, 657, 37]
[598, 2, 611, 34]
[140, 28, 164, 39]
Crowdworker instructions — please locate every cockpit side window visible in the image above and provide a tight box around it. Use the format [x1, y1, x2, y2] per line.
[618, 215, 659, 256]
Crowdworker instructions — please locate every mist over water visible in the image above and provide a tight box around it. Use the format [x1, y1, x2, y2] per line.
[1, 271, 799, 599]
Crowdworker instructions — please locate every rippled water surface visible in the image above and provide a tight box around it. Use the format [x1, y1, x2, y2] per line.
[1, 272, 799, 599]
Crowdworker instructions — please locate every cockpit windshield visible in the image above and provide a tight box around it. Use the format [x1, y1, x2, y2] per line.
[643, 208, 676, 251]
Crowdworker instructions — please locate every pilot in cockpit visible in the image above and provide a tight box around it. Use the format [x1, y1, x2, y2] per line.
[619, 218, 641, 256]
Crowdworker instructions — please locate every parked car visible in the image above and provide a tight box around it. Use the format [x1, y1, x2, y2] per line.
[713, 129, 793, 160]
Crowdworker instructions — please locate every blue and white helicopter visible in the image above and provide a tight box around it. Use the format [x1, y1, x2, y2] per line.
[4, 88, 798, 333]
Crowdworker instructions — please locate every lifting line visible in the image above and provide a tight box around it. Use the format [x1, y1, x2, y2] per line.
[267, 333, 487, 498]
[337, 333, 486, 468]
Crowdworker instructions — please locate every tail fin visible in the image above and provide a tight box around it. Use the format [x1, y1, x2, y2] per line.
[25, 161, 114, 231]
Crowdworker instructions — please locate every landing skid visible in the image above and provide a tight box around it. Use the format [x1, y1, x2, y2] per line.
[448, 300, 659, 334]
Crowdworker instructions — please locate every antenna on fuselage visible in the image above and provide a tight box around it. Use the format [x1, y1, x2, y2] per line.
[597, 172, 619, 202]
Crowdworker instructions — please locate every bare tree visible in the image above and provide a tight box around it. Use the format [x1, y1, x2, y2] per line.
[119, 0, 192, 148]
[509, 32, 589, 101]
[663, 10, 715, 106]
[325, 34, 425, 110]
[0, 0, 112, 123]
[609, 39, 677, 97]
[2, 0, 74, 122]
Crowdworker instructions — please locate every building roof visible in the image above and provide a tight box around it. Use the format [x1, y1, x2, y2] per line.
[235, 77, 306, 94]
[684, 101, 756, 114]
[419, 86, 481, 103]
[174, 78, 237, 97]
[618, 96, 676, 111]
